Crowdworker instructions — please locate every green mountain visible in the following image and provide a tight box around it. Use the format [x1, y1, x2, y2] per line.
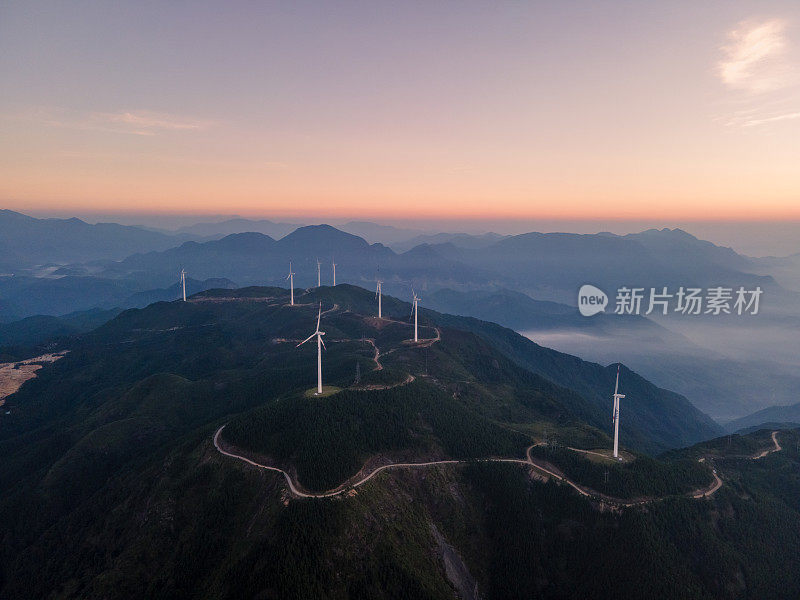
[1, 285, 796, 599]
[427, 311, 723, 453]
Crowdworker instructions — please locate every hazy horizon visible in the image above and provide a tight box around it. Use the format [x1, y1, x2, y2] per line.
[18, 208, 800, 257]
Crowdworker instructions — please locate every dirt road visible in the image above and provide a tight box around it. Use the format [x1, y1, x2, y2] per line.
[753, 431, 781, 459]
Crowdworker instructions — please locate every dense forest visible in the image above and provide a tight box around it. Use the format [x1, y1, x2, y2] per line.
[224, 380, 529, 490]
[528, 445, 710, 498]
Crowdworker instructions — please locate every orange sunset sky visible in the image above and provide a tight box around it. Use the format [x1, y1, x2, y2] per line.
[2, 1, 800, 221]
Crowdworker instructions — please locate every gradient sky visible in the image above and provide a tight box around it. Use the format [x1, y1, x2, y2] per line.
[2, 1, 800, 221]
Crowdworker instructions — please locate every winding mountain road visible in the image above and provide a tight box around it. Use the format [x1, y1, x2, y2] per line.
[691, 469, 723, 498]
[363, 338, 382, 370]
[214, 424, 466, 498]
[213, 424, 728, 505]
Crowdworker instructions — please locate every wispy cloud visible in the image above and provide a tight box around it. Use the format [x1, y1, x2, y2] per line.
[96, 110, 212, 133]
[716, 19, 800, 129]
[741, 111, 800, 127]
[718, 19, 791, 93]
[5, 107, 214, 136]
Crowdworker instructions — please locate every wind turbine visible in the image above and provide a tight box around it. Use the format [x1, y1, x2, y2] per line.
[179, 268, 187, 302]
[611, 364, 626, 459]
[286, 261, 295, 306]
[332, 257, 336, 286]
[297, 303, 326, 395]
[316, 259, 321, 287]
[376, 279, 383, 319]
[411, 288, 421, 342]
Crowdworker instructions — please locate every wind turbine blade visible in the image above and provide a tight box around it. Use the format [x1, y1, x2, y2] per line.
[319, 335, 326, 351]
[614, 364, 620, 396]
[316, 304, 321, 331]
[297, 333, 315, 347]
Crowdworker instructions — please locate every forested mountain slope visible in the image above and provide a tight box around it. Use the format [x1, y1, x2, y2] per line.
[1, 285, 791, 600]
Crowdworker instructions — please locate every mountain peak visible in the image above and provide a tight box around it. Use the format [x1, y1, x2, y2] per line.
[279, 224, 370, 250]
[211, 231, 276, 251]
[638, 227, 697, 240]
[0, 209, 36, 223]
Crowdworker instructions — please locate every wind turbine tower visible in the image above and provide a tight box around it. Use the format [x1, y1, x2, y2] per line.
[332, 258, 336, 286]
[411, 289, 421, 342]
[376, 279, 383, 318]
[611, 364, 626, 459]
[316, 259, 321, 287]
[287, 261, 295, 306]
[180, 268, 187, 302]
[297, 303, 326, 395]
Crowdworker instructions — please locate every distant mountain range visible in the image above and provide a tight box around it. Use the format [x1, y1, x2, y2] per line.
[423, 287, 666, 334]
[98, 226, 395, 289]
[0, 210, 193, 269]
[427, 227, 778, 305]
[88, 223, 782, 300]
[727, 401, 800, 433]
[0, 274, 234, 322]
[172, 217, 302, 240]
[748, 252, 800, 292]
[390, 231, 508, 252]
[1, 210, 785, 305]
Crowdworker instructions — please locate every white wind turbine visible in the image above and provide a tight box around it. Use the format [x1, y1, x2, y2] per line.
[316, 259, 321, 287]
[332, 257, 336, 286]
[376, 279, 383, 319]
[286, 261, 295, 306]
[411, 288, 421, 342]
[179, 268, 187, 302]
[297, 303, 326, 395]
[611, 364, 626, 459]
